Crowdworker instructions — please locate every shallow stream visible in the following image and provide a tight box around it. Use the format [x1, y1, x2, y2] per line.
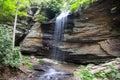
[30, 59, 78, 80]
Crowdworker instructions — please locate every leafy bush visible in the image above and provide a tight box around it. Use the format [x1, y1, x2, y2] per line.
[74, 66, 120, 80]
[69, 0, 97, 12]
[22, 56, 34, 70]
[38, 59, 44, 63]
[0, 26, 22, 67]
[36, 14, 48, 23]
[30, 0, 63, 20]
[74, 66, 95, 80]
[0, 0, 98, 22]
[95, 66, 120, 80]
[0, 0, 29, 22]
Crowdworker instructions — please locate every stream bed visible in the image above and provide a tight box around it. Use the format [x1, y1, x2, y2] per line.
[28, 58, 78, 80]
[36, 68, 72, 80]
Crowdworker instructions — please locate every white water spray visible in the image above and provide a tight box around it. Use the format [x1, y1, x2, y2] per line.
[38, 10, 70, 80]
[51, 10, 70, 60]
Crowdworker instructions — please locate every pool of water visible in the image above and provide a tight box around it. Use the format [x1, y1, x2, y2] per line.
[37, 68, 72, 80]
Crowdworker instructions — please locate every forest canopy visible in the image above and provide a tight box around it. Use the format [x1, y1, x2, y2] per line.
[0, 0, 97, 22]
[0, 0, 29, 21]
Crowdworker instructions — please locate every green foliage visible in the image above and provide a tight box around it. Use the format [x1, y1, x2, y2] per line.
[0, 78, 3, 80]
[30, 0, 97, 15]
[0, 0, 97, 22]
[38, 59, 44, 63]
[74, 66, 120, 80]
[36, 14, 48, 23]
[95, 72, 107, 80]
[0, 26, 22, 67]
[0, 0, 98, 22]
[47, 0, 63, 12]
[45, 0, 64, 19]
[22, 56, 43, 69]
[22, 56, 34, 70]
[23, 61, 33, 70]
[94, 67, 120, 80]
[0, 0, 29, 22]
[74, 66, 95, 80]
[104, 66, 120, 80]
[70, 1, 80, 12]
[0, 79, 3, 80]
[30, 0, 64, 19]
[69, 0, 97, 12]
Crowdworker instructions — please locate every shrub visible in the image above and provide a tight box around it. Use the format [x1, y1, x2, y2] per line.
[0, 0, 29, 22]
[36, 14, 48, 23]
[70, 0, 97, 12]
[74, 66, 95, 80]
[0, 26, 22, 67]
[74, 66, 120, 80]
[22, 56, 33, 70]
[38, 59, 44, 63]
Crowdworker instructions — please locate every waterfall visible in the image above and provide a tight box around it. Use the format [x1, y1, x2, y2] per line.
[38, 68, 68, 80]
[51, 10, 70, 60]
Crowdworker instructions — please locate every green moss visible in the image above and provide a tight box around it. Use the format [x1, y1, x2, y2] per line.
[0, 78, 3, 80]
[74, 66, 95, 80]
[22, 56, 34, 70]
[36, 14, 48, 23]
[38, 59, 44, 64]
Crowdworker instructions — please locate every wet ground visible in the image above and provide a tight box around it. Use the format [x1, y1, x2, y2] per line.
[27, 58, 78, 80]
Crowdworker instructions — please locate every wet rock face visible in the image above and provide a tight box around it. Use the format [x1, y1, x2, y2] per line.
[15, 5, 42, 46]
[62, 0, 120, 63]
[21, 0, 120, 63]
[57, 0, 120, 62]
[20, 22, 44, 55]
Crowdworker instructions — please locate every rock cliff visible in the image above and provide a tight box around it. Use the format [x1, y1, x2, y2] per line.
[20, 0, 120, 63]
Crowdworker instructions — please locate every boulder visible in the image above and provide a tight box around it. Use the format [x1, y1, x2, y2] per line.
[98, 39, 120, 56]
[20, 22, 43, 54]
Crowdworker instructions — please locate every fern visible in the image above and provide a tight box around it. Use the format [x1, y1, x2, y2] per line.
[0, 25, 22, 67]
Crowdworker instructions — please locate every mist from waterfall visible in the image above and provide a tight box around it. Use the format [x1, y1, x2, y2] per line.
[51, 10, 70, 60]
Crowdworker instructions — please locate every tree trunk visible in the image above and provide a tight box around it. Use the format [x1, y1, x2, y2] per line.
[13, 0, 20, 49]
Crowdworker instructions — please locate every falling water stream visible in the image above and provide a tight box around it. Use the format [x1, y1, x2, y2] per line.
[51, 10, 70, 60]
[38, 68, 68, 80]
[38, 11, 70, 80]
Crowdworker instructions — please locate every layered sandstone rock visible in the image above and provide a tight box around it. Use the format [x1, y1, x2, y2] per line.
[20, 0, 120, 63]
[63, 0, 120, 63]
[20, 22, 44, 54]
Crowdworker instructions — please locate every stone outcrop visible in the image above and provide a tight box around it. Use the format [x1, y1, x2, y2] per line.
[20, 0, 120, 63]
[20, 22, 44, 55]
[15, 5, 41, 46]
[63, 0, 120, 63]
